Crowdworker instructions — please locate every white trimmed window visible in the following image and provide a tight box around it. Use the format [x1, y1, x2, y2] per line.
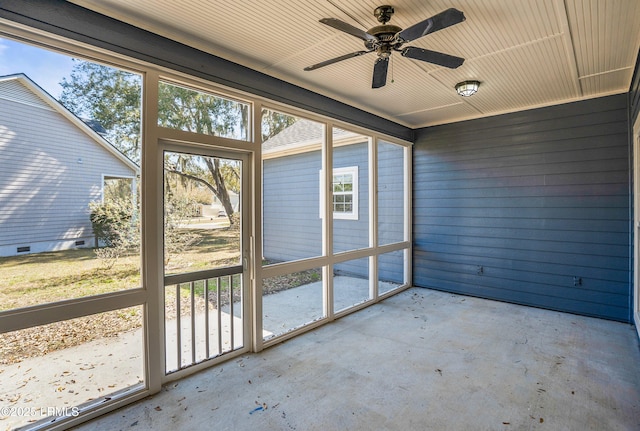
[331, 166, 358, 220]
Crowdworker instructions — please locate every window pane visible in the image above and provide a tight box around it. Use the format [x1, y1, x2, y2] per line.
[0, 39, 142, 310]
[163, 151, 241, 275]
[158, 81, 249, 141]
[334, 257, 370, 312]
[378, 141, 405, 245]
[262, 267, 324, 340]
[0, 306, 144, 430]
[333, 127, 369, 250]
[262, 111, 323, 263]
[378, 250, 405, 295]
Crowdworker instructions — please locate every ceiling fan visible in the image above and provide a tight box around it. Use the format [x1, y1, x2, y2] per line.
[304, 5, 466, 88]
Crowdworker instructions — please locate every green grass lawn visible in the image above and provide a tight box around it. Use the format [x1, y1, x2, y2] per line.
[0, 226, 241, 364]
[0, 227, 240, 311]
[0, 248, 141, 311]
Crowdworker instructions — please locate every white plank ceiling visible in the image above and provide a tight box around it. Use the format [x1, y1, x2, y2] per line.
[70, 0, 640, 128]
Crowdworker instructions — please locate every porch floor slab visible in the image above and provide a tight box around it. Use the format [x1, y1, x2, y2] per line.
[72, 287, 640, 431]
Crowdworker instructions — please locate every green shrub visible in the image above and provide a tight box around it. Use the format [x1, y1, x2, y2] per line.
[89, 198, 138, 268]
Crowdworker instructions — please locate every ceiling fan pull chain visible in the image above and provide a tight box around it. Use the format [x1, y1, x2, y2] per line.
[391, 55, 394, 83]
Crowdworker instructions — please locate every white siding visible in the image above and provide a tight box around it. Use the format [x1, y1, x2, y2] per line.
[0, 79, 136, 256]
[0, 79, 55, 110]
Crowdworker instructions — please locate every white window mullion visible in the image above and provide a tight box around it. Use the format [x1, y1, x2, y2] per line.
[323, 123, 333, 320]
[141, 69, 163, 392]
[252, 102, 264, 354]
[369, 137, 378, 299]
[404, 145, 413, 286]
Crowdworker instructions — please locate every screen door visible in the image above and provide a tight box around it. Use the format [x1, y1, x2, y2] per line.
[162, 144, 249, 374]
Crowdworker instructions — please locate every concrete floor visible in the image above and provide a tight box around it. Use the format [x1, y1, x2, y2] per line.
[72, 287, 640, 431]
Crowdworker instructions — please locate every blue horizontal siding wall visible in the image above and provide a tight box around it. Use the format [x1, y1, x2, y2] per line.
[262, 145, 371, 264]
[263, 141, 404, 282]
[333, 143, 370, 254]
[378, 142, 405, 246]
[413, 94, 631, 322]
[263, 151, 323, 262]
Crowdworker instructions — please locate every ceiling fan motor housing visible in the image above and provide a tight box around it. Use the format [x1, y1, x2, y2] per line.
[367, 24, 402, 40]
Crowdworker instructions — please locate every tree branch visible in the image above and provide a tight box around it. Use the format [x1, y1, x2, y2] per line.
[165, 169, 218, 196]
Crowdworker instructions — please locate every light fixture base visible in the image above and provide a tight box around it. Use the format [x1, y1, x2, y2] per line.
[455, 80, 480, 97]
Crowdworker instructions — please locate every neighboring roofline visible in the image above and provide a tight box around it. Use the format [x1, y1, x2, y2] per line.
[262, 135, 367, 160]
[0, 73, 140, 173]
[262, 122, 369, 160]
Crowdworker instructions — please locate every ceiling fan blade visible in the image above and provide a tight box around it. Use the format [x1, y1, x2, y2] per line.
[402, 46, 464, 68]
[319, 18, 376, 42]
[397, 8, 465, 43]
[372, 57, 389, 88]
[304, 50, 373, 71]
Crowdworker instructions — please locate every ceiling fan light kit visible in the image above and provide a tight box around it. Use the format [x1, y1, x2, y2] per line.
[455, 80, 480, 97]
[305, 4, 466, 89]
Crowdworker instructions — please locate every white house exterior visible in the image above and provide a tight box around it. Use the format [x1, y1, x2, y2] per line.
[0, 74, 139, 257]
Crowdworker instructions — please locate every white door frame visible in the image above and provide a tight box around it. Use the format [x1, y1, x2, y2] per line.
[157, 138, 253, 382]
